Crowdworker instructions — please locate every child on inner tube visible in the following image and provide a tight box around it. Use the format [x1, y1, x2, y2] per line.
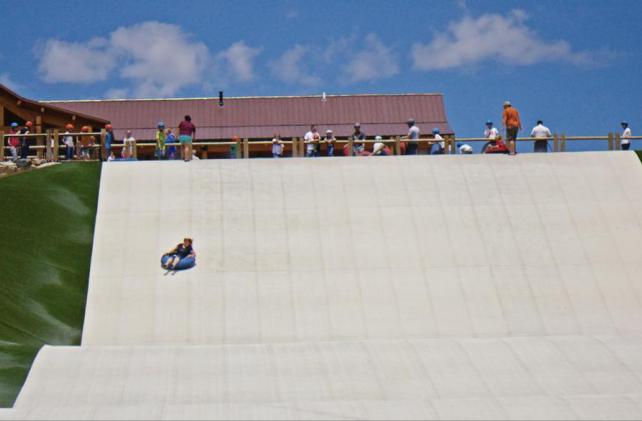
[163, 238, 195, 269]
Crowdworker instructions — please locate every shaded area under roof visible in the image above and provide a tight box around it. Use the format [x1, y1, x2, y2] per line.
[46, 94, 453, 140]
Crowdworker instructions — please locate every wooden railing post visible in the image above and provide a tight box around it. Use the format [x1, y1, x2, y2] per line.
[299, 136, 305, 157]
[294, 138, 300, 157]
[615, 133, 622, 150]
[0, 130, 4, 161]
[561, 134, 567, 152]
[607, 132, 614, 151]
[394, 136, 401, 155]
[553, 133, 559, 152]
[53, 129, 59, 162]
[35, 116, 43, 159]
[243, 138, 249, 159]
[347, 137, 353, 157]
[100, 129, 106, 161]
[44, 129, 51, 161]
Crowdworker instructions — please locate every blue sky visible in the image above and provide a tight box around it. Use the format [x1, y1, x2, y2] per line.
[0, 0, 640, 138]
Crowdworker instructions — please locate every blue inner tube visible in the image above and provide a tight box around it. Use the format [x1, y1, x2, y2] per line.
[161, 254, 196, 271]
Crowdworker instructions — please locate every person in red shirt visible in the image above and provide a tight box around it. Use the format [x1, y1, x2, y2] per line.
[502, 101, 521, 155]
[178, 115, 196, 162]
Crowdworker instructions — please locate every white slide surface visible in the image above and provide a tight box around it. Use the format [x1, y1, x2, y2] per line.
[8, 152, 642, 419]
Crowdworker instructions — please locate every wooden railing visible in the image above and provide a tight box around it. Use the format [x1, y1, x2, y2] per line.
[1, 130, 641, 161]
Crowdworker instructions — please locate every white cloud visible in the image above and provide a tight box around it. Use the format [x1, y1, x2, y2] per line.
[269, 44, 321, 86]
[109, 22, 210, 97]
[412, 10, 592, 70]
[343, 33, 399, 83]
[35, 21, 260, 98]
[272, 34, 398, 87]
[37, 38, 114, 83]
[216, 41, 261, 83]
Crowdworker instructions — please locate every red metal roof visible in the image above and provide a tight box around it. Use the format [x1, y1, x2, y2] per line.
[46, 93, 453, 140]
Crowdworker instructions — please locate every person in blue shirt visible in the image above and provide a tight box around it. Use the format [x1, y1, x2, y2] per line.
[103, 124, 114, 161]
[165, 129, 177, 160]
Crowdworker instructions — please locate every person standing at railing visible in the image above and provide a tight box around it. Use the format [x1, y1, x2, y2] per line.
[165, 129, 177, 160]
[272, 133, 284, 158]
[430, 128, 445, 154]
[63, 124, 75, 160]
[7, 122, 19, 161]
[405, 118, 420, 155]
[482, 120, 499, 153]
[502, 101, 521, 155]
[104, 124, 114, 161]
[178, 115, 196, 162]
[350, 122, 367, 156]
[123, 130, 136, 159]
[324, 129, 336, 157]
[19, 121, 32, 160]
[304, 125, 320, 157]
[155, 122, 166, 160]
[621, 121, 632, 150]
[530, 120, 552, 153]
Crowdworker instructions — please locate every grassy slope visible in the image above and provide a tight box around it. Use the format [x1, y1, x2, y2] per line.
[0, 163, 101, 407]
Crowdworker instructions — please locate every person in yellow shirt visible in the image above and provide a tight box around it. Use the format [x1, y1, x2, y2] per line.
[155, 122, 166, 160]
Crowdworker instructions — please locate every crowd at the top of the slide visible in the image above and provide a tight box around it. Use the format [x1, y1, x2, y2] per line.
[2, 101, 635, 162]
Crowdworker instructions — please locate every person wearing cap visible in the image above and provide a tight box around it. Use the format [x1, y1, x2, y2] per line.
[123, 130, 136, 159]
[155, 122, 166, 160]
[405, 118, 421, 155]
[430, 128, 445, 154]
[304, 125, 320, 157]
[457, 142, 473, 154]
[63, 124, 75, 160]
[530, 120, 552, 153]
[165, 129, 177, 160]
[502, 101, 521, 155]
[324, 129, 336, 157]
[104, 124, 114, 161]
[372, 136, 391, 156]
[621, 121, 632, 150]
[482, 120, 499, 153]
[6, 122, 19, 161]
[350, 123, 366, 156]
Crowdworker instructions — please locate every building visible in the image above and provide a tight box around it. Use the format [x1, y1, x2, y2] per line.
[1, 83, 454, 158]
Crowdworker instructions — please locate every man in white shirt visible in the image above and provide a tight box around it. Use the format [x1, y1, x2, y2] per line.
[621, 121, 632, 150]
[304, 125, 320, 157]
[530, 120, 552, 153]
[482, 120, 499, 153]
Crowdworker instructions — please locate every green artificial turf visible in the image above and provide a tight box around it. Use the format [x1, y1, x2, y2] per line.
[0, 163, 101, 407]
[636, 150, 642, 162]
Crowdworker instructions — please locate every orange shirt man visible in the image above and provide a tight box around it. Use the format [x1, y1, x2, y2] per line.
[502, 101, 521, 155]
